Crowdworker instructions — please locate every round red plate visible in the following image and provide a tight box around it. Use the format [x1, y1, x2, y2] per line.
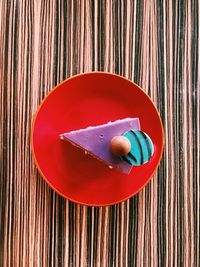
[31, 72, 164, 206]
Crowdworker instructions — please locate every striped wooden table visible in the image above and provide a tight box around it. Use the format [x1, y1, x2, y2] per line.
[0, 1, 199, 266]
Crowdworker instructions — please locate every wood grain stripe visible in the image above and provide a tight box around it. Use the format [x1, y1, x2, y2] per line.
[0, 0, 199, 266]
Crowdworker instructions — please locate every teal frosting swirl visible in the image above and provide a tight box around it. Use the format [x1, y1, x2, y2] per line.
[121, 130, 154, 166]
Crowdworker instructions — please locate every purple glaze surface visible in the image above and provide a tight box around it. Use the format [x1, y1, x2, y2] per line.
[60, 118, 140, 174]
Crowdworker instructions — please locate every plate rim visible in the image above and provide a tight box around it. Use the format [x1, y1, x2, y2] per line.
[30, 71, 165, 206]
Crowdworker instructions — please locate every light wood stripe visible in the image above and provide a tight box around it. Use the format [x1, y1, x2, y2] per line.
[0, 0, 199, 266]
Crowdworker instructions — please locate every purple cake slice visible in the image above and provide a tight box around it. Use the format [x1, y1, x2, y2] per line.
[60, 118, 140, 174]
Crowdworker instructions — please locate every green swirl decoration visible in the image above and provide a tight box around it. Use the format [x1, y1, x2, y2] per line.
[121, 130, 154, 166]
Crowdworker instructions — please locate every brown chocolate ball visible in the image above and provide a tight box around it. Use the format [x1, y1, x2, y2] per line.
[110, 136, 131, 156]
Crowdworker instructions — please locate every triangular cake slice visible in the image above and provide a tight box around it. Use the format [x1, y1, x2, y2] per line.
[60, 118, 140, 174]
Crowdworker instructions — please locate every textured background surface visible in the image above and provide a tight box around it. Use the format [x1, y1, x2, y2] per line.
[0, 0, 199, 266]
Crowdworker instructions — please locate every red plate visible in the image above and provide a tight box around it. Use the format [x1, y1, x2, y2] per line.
[31, 72, 164, 206]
